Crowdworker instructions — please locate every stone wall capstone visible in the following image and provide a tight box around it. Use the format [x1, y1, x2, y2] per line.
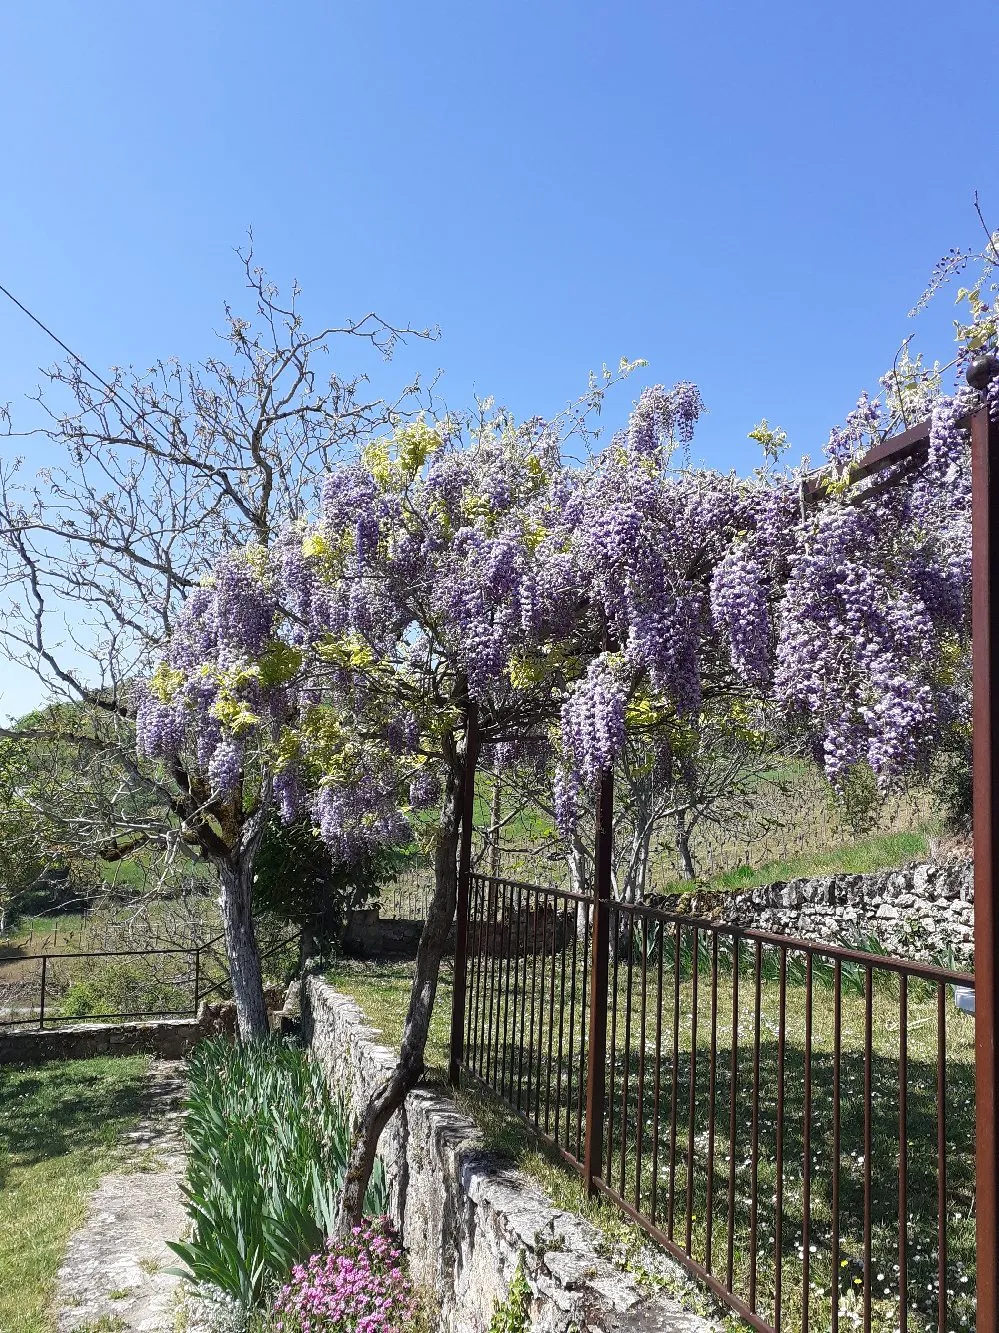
[0, 1017, 202, 1065]
[300, 975, 711, 1333]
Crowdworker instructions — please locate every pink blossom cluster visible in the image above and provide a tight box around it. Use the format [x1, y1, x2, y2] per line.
[270, 1219, 417, 1333]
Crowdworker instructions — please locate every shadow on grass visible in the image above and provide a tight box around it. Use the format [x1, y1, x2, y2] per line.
[0, 1057, 150, 1173]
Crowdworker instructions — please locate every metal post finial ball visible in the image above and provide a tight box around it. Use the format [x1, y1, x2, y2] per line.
[967, 353, 999, 392]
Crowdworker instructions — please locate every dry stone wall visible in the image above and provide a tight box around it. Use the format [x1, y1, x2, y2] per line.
[656, 860, 974, 966]
[300, 976, 712, 1333]
[0, 1016, 202, 1065]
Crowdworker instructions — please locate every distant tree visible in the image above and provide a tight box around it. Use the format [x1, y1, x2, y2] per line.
[252, 814, 403, 962]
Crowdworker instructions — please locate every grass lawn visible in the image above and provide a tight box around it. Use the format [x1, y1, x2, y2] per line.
[326, 948, 976, 1333]
[688, 827, 936, 896]
[0, 1055, 151, 1333]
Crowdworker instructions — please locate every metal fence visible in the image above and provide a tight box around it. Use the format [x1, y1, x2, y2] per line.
[0, 936, 229, 1029]
[454, 870, 976, 1333]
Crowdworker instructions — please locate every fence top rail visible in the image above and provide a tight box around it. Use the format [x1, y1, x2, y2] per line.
[608, 897, 975, 987]
[3, 932, 228, 964]
[25, 946, 201, 961]
[469, 871, 589, 905]
[0, 1007, 201, 1027]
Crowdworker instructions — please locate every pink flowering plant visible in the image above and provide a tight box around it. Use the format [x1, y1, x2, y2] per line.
[269, 1219, 417, 1333]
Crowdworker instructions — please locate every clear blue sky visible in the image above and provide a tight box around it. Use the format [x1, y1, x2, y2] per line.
[0, 0, 996, 715]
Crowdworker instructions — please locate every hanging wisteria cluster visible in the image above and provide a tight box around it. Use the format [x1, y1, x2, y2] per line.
[774, 390, 973, 782]
[135, 369, 980, 858]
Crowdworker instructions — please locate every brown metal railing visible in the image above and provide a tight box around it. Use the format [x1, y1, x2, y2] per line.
[456, 872, 977, 1333]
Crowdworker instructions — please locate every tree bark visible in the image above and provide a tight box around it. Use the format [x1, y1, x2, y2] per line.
[676, 812, 696, 880]
[488, 764, 502, 880]
[217, 854, 270, 1041]
[337, 723, 476, 1231]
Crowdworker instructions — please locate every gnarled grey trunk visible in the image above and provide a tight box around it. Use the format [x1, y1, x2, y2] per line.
[337, 727, 474, 1232]
[217, 856, 269, 1041]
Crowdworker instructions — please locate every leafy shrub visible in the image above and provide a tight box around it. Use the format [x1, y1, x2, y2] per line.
[269, 1219, 416, 1333]
[253, 815, 404, 959]
[59, 959, 188, 1019]
[168, 1036, 387, 1309]
[488, 1256, 531, 1333]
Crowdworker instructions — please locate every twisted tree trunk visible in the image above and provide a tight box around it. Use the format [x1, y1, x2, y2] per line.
[337, 722, 478, 1231]
[216, 821, 270, 1041]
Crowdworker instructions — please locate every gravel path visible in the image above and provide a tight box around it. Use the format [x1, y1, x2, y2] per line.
[55, 1061, 188, 1333]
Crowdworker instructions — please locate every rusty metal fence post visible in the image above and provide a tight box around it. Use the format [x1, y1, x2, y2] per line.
[971, 354, 999, 1333]
[449, 699, 480, 1087]
[583, 765, 613, 1196]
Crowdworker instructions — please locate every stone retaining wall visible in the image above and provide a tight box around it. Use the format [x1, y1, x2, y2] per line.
[342, 907, 430, 960]
[0, 1017, 202, 1065]
[655, 860, 974, 966]
[301, 975, 709, 1333]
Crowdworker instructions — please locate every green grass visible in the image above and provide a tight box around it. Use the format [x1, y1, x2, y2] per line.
[669, 827, 935, 897]
[0, 1055, 151, 1333]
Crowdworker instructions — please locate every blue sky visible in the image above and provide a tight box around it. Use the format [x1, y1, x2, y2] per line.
[0, 0, 996, 715]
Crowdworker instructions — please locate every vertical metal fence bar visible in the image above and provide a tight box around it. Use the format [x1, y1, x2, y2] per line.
[705, 931, 719, 1272]
[508, 883, 522, 1100]
[533, 891, 548, 1126]
[577, 897, 591, 1163]
[863, 965, 873, 1333]
[726, 934, 740, 1292]
[484, 883, 499, 1090]
[517, 882, 531, 1107]
[543, 893, 558, 1131]
[193, 946, 201, 1014]
[492, 878, 508, 1095]
[685, 926, 700, 1255]
[620, 911, 635, 1197]
[668, 922, 682, 1241]
[898, 973, 908, 1333]
[651, 926, 665, 1227]
[525, 884, 542, 1121]
[635, 915, 648, 1212]
[774, 945, 788, 1333]
[608, 911, 620, 1184]
[831, 958, 842, 1333]
[802, 952, 813, 1333]
[39, 954, 47, 1029]
[476, 877, 491, 1079]
[749, 939, 763, 1311]
[500, 885, 512, 1088]
[552, 899, 569, 1145]
[937, 981, 947, 1333]
[583, 766, 613, 1196]
[564, 904, 579, 1153]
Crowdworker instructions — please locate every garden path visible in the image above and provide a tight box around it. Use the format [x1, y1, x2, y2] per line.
[55, 1060, 187, 1333]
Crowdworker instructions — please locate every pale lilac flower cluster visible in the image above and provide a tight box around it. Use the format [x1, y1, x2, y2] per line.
[710, 546, 771, 684]
[560, 657, 627, 788]
[625, 381, 705, 455]
[270, 1219, 416, 1333]
[823, 391, 882, 470]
